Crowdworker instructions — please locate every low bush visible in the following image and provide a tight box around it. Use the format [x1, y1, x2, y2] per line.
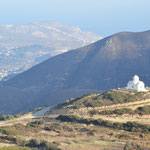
[0, 146, 30, 150]
[117, 134, 131, 140]
[26, 139, 61, 150]
[44, 124, 62, 132]
[90, 105, 150, 116]
[89, 110, 99, 115]
[0, 135, 61, 150]
[123, 121, 150, 133]
[87, 130, 95, 136]
[14, 114, 23, 118]
[0, 115, 14, 121]
[54, 90, 145, 110]
[0, 113, 23, 121]
[27, 120, 45, 127]
[26, 139, 40, 147]
[99, 108, 133, 115]
[123, 142, 142, 150]
[0, 127, 22, 136]
[135, 105, 150, 115]
[102, 91, 138, 104]
[56, 115, 150, 133]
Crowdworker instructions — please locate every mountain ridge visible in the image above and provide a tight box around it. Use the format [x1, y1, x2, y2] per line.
[2, 29, 150, 115]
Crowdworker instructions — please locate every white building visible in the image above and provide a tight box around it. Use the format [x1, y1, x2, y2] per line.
[126, 75, 148, 92]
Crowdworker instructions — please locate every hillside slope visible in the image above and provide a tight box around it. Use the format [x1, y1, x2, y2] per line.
[0, 90, 150, 150]
[5, 30, 150, 90]
[2, 30, 150, 114]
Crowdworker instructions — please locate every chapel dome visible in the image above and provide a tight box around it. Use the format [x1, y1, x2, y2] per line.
[133, 75, 139, 83]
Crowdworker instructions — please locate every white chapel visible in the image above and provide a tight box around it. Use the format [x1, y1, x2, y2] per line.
[126, 75, 148, 92]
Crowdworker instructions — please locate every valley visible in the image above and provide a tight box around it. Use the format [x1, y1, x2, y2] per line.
[0, 22, 101, 80]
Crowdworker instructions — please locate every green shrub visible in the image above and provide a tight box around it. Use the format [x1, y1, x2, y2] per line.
[117, 134, 131, 140]
[0, 113, 23, 121]
[52, 141, 61, 146]
[99, 108, 133, 115]
[26, 139, 61, 150]
[0, 146, 30, 150]
[27, 120, 45, 127]
[89, 110, 99, 115]
[96, 105, 150, 116]
[0, 127, 22, 136]
[14, 114, 23, 118]
[0, 135, 17, 143]
[135, 105, 150, 115]
[0, 135, 27, 146]
[56, 115, 150, 133]
[26, 139, 40, 147]
[0, 115, 14, 121]
[113, 122, 123, 129]
[39, 140, 60, 150]
[123, 142, 142, 150]
[87, 130, 95, 136]
[54, 90, 145, 110]
[56, 115, 81, 123]
[123, 122, 150, 133]
[44, 124, 62, 131]
[102, 91, 138, 104]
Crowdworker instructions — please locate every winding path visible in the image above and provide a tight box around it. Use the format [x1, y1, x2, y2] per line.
[0, 106, 52, 126]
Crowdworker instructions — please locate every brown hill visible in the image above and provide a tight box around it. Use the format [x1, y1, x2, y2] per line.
[2, 30, 150, 114]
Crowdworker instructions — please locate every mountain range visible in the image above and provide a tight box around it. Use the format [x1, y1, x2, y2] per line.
[1, 30, 150, 115]
[0, 22, 101, 80]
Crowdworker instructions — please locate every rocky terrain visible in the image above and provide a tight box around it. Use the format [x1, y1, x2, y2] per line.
[0, 22, 101, 80]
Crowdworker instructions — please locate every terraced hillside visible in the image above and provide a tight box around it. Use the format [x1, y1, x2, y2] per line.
[49, 89, 150, 113]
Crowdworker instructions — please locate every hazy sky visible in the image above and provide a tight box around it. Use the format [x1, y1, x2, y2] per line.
[0, 0, 150, 37]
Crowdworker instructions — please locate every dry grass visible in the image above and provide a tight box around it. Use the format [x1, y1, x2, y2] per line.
[96, 114, 150, 124]
[62, 141, 123, 150]
[1, 91, 150, 149]
[0, 143, 16, 147]
[84, 99, 150, 125]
